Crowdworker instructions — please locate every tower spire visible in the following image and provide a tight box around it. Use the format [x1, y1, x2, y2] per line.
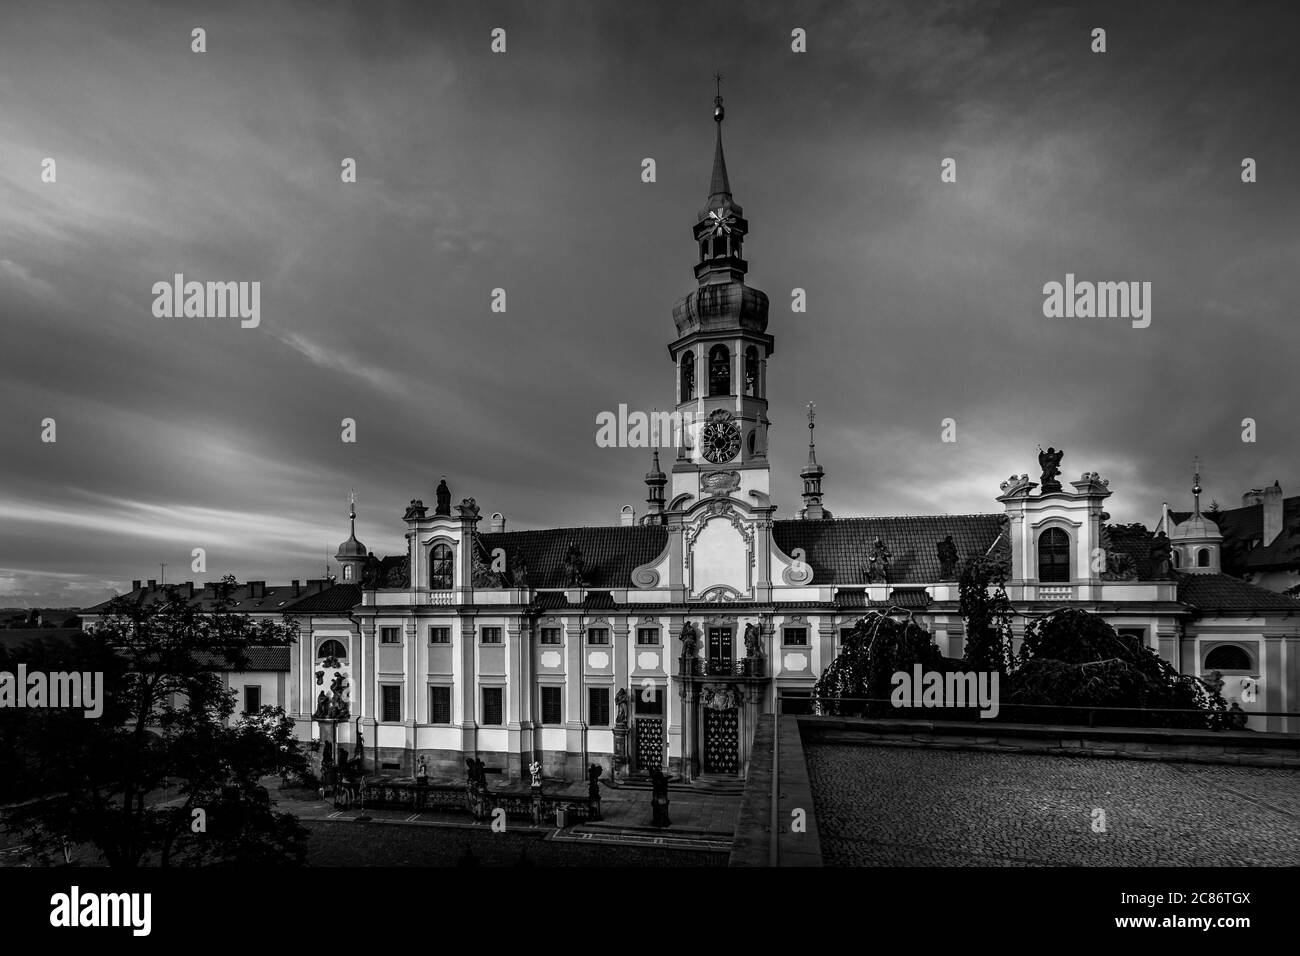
[800, 402, 828, 519]
[708, 72, 732, 207]
[644, 446, 667, 524]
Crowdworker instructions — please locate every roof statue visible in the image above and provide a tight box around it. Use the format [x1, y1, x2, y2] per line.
[1038, 446, 1064, 493]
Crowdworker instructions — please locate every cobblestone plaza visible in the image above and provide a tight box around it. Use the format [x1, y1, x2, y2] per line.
[806, 744, 1300, 867]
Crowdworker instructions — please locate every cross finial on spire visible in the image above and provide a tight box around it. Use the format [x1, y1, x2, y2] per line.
[1192, 457, 1203, 517]
[714, 71, 724, 97]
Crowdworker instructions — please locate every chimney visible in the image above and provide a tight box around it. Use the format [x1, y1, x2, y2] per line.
[620, 505, 636, 526]
[131, 579, 141, 591]
[183, 582, 194, 598]
[147, 579, 157, 589]
[489, 512, 506, 533]
[292, 579, 301, 596]
[1263, 481, 1284, 546]
[1242, 488, 1265, 507]
[249, 581, 265, 599]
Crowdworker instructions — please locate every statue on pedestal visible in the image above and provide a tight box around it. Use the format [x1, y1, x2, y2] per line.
[1038, 446, 1064, 493]
[564, 542, 586, 586]
[1149, 531, 1173, 580]
[615, 688, 630, 729]
[649, 766, 671, 828]
[680, 620, 701, 659]
[937, 535, 960, 581]
[435, 477, 451, 516]
[529, 760, 542, 790]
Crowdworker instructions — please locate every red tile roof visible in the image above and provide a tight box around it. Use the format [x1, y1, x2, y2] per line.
[771, 515, 1007, 585]
[1175, 572, 1300, 614]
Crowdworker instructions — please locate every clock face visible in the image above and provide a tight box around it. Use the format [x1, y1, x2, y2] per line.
[702, 414, 741, 463]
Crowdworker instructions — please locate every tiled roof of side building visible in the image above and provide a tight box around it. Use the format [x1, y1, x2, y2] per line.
[771, 515, 1007, 585]
[283, 584, 363, 614]
[190, 646, 291, 671]
[478, 526, 670, 589]
[82, 580, 334, 615]
[1175, 572, 1300, 613]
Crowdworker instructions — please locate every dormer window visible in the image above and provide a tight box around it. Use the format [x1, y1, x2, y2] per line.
[1037, 528, 1070, 582]
[429, 543, 454, 590]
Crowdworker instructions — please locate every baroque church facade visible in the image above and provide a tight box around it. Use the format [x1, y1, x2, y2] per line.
[88, 94, 1295, 781]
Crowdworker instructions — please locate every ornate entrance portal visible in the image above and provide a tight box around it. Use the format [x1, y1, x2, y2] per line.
[703, 706, 739, 774]
[636, 717, 664, 771]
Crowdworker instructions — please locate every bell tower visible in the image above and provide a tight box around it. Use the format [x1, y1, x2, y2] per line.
[668, 80, 773, 505]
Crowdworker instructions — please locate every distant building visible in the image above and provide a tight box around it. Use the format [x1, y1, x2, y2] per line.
[80, 578, 333, 716]
[1172, 481, 1300, 595]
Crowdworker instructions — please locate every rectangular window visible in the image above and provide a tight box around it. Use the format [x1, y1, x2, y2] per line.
[243, 685, 261, 714]
[381, 684, 402, 722]
[380, 626, 401, 645]
[783, 627, 808, 647]
[588, 687, 610, 727]
[481, 687, 503, 726]
[540, 627, 562, 645]
[636, 628, 660, 645]
[428, 685, 452, 724]
[481, 626, 503, 644]
[429, 626, 451, 645]
[587, 627, 610, 645]
[636, 690, 663, 715]
[540, 685, 562, 725]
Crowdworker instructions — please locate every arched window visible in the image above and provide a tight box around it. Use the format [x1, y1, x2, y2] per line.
[1171, 550, 1181, 568]
[708, 345, 730, 396]
[1205, 645, 1252, 671]
[1196, 548, 1210, 567]
[680, 351, 695, 401]
[318, 639, 347, 660]
[429, 543, 454, 590]
[1038, 528, 1070, 582]
[342, 565, 353, 582]
[744, 347, 759, 397]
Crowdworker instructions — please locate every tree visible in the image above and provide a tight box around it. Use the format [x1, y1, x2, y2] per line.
[958, 549, 1015, 674]
[1005, 608, 1227, 729]
[812, 610, 951, 717]
[1, 586, 308, 867]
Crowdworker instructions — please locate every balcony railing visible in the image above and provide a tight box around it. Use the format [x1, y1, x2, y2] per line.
[1037, 585, 1074, 601]
[682, 656, 766, 678]
[427, 591, 455, 606]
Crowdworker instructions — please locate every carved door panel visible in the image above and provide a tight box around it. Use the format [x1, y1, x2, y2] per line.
[707, 627, 733, 673]
[635, 718, 663, 771]
[703, 707, 739, 774]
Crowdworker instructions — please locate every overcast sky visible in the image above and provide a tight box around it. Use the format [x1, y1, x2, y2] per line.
[2, 0, 1296, 607]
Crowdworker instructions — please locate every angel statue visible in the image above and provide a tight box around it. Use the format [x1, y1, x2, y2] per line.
[1038, 446, 1064, 492]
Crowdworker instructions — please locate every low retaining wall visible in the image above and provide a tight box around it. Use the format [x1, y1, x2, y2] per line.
[730, 716, 822, 867]
[801, 717, 1300, 767]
